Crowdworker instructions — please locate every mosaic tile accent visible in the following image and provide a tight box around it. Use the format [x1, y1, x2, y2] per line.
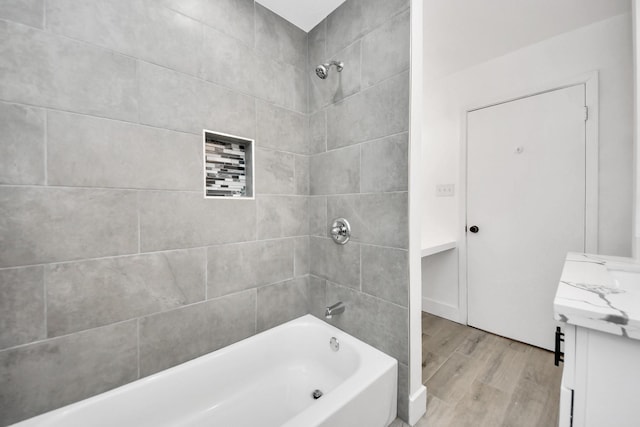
[204, 130, 254, 198]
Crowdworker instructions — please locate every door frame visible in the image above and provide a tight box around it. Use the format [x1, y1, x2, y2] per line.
[457, 72, 599, 325]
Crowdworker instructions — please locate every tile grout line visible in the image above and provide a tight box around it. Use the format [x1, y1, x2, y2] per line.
[4, 13, 308, 113]
[1, 287, 267, 354]
[136, 191, 141, 254]
[292, 237, 297, 277]
[254, 288, 258, 333]
[43, 109, 48, 185]
[136, 319, 141, 379]
[204, 247, 208, 300]
[0, 235, 311, 271]
[42, 266, 47, 339]
[0, 317, 139, 354]
[318, 275, 408, 310]
[0, 94, 406, 156]
[134, 59, 140, 124]
[359, 243, 362, 291]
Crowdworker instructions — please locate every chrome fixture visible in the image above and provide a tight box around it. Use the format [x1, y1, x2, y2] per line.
[315, 60, 344, 79]
[330, 218, 351, 245]
[312, 389, 324, 399]
[325, 301, 345, 319]
[329, 337, 340, 352]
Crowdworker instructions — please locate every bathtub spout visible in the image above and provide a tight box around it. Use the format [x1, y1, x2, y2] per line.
[325, 302, 345, 319]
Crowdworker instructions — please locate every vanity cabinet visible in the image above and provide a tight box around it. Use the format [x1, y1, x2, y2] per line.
[559, 324, 640, 427]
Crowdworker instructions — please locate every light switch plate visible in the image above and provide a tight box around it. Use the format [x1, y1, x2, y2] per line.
[436, 184, 455, 197]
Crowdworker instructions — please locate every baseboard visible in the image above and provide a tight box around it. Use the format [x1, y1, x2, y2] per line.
[421, 297, 461, 323]
[408, 385, 427, 425]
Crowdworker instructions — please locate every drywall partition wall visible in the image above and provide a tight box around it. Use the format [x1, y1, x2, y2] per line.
[634, 0, 640, 260]
[0, 1, 314, 424]
[306, 0, 412, 420]
[423, 0, 630, 82]
[422, 13, 634, 322]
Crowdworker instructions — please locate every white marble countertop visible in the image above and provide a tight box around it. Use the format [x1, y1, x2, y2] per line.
[554, 252, 640, 340]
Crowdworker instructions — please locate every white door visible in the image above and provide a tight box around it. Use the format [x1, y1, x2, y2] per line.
[467, 85, 586, 350]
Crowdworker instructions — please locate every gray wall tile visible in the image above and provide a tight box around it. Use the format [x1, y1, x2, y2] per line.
[361, 10, 410, 88]
[361, 133, 408, 192]
[138, 62, 255, 138]
[0, 102, 44, 185]
[255, 4, 307, 71]
[257, 196, 309, 239]
[0, 0, 43, 28]
[309, 237, 360, 289]
[309, 41, 361, 112]
[327, 71, 409, 149]
[308, 21, 327, 72]
[327, 192, 408, 248]
[310, 145, 360, 195]
[139, 191, 256, 252]
[0, 187, 137, 268]
[207, 239, 294, 298]
[295, 155, 310, 195]
[161, 0, 254, 47]
[0, 321, 138, 426]
[139, 290, 256, 376]
[309, 275, 328, 319]
[325, 282, 408, 363]
[46, 0, 202, 77]
[255, 148, 295, 195]
[309, 196, 328, 237]
[361, 245, 408, 306]
[294, 236, 310, 276]
[47, 111, 202, 190]
[0, 0, 320, 420]
[137, 61, 201, 133]
[201, 26, 256, 94]
[46, 249, 206, 337]
[292, 58, 309, 114]
[359, 192, 408, 249]
[254, 56, 307, 114]
[0, 267, 44, 350]
[257, 277, 310, 332]
[325, 0, 409, 55]
[309, 110, 327, 154]
[256, 100, 308, 154]
[201, 80, 257, 140]
[0, 21, 137, 121]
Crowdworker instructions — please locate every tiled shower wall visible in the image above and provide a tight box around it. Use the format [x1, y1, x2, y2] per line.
[0, 1, 316, 424]
[0, 0, 411, 424]
[307, 0, 411, 420]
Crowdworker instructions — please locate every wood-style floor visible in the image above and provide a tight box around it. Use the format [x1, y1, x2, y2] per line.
[395, 312, 563, 427]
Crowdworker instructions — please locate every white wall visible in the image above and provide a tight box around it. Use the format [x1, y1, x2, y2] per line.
[424, 0, 630, 81]
[422, 14, 634, 321]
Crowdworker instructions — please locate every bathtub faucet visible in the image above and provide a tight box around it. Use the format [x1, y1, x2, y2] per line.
[325, 302, 345, 319]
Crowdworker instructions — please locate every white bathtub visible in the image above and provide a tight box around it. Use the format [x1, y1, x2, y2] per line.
[13, 315, 398, 427]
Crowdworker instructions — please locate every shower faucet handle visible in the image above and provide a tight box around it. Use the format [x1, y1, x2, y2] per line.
[329, 218, 351, 245]
[331, 224, 347, 236]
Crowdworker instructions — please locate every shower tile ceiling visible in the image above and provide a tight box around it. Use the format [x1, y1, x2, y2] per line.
[256, 0, 346, 32]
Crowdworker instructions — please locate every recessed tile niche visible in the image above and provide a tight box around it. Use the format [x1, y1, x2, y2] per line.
[203, 130, 254, 199]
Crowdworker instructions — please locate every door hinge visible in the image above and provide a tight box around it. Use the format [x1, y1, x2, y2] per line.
[583, 106, 588, 121]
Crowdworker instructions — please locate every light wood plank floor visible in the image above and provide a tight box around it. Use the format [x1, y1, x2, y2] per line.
[404, 312, 563, 427]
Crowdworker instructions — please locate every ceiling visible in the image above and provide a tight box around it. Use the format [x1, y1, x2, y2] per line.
[256, 0, 346, 32]
[424, 0, 631, 81]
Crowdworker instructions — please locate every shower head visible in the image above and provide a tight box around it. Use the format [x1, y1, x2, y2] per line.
[315, 60, 344, 79]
